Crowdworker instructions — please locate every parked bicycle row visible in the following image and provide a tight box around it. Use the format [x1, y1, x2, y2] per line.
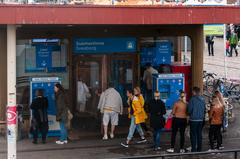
[203, 70, 240, 103]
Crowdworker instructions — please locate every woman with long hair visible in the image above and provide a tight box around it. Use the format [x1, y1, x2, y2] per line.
[167, 92, 188, 153]
[133, 87, 149, 134]
[208, 96, 224, 151]
[54, 83, 69, 145]
[121, 89, 147, 148]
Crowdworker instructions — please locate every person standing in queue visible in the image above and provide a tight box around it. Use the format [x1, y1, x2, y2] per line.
[208, 96, 224, 151]
[30, 89, 49, 144]
[148, 91, 166, 151]
[55, 83, 69, 145]
[143, 63, 158, 102]
[166, 92, 188, 153]
[188, 87, 206, 152]
[121, 90, 147, 148]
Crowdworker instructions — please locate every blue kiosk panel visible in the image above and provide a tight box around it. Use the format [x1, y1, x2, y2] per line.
[30, 77, 61, 137]
[152, 74, 185, 110]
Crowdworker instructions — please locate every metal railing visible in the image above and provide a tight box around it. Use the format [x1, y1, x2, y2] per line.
[116, 149, 240, 159]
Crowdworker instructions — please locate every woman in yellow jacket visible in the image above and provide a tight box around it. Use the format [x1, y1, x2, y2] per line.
[121, 89, 147, 148]
[134, 87, 149, 133]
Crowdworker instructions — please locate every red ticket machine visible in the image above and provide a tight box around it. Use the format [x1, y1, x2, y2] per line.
[171, 63, 191, 101]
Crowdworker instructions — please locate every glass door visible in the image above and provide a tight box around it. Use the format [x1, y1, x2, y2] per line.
[75, 55, 103, 116]
[109, 54, 138, 106]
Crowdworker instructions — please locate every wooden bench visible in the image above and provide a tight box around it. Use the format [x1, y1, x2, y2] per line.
[0, 120, 6, 136]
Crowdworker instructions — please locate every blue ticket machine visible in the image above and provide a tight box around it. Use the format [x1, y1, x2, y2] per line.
[152, 73, 185, 110]
[30, 77, 61, 137]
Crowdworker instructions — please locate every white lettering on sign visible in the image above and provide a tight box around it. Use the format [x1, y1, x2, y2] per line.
[76, 41, 105, 46]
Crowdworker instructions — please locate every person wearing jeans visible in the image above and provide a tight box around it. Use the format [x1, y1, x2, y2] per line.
[189, 121, 203, 152]
[127, 116, 145, 141]
[55, 83, 69, 145]
[59, 121, 68, 142]
[187, 87, 206, 152]
[167, 92, 187, 153]
[147, 91, 166, 151]
[121, 90, 147, 148]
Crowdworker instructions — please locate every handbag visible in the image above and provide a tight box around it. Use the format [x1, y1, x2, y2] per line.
[164, 117, 172, 129]
[68, 109, 73, 120]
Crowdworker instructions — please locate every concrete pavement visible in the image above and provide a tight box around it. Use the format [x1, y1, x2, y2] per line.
[1, 106, 240, 159]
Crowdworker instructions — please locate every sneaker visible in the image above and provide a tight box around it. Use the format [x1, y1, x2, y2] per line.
[154, 147, 161, 151]
[180, 149, 185, 153]
[102, 135, 108, 140]
[121, 142, 129, 148]
[110, 133, 114, 139]
[208, 149, 217, 155]
[136, 138, 147, 144]
[219, 146, 224, 150]
[186, 147, 191, 152]
[56, 140, 65, 145]
[166, 148, 174, 153]
[208, 149, 216, 152]
[63, 140, 68, 144]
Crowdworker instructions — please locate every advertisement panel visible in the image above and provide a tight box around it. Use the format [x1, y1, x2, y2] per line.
[30, 77, 61, 137]
[204, 24, 224, 36]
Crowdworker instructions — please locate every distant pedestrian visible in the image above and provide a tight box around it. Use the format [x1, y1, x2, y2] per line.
[55, 83, 69, 145]
[98, 84, 123, 140]
[143, 63, 158, 102]
[229, 32, 238, 57]
[208, 96, 224, 151]
[148, 91, 166, 151]
[121, 90, 147, 148]
[188, 87, 206, 152]
[167, 92, 187, 153]
[206, 35, 214, 56]
[226, 40, 230, 56]
[30, 89, 49, 144]
[134, 86, 150, 135]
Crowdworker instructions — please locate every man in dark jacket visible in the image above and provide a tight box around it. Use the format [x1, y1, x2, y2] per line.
[188, 87, 206, 152]
[30, 89, 49, 144]
[148, 91, 166, 151]
[206, 35, 214, 56]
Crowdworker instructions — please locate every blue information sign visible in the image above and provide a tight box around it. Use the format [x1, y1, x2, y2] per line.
[36, 44, 52, 69]
[73, 38, 136, 53]
[155, 41, 172, 65]
[141, 41, 172, 66]
[26, 43, 66, 73]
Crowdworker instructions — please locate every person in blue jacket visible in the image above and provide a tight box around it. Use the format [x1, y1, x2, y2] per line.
[188, 87, 206, 152]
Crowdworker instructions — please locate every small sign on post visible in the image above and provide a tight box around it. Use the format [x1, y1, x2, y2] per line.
[7, 106, 17, 159]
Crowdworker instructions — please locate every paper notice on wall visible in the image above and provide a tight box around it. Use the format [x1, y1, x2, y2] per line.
[25, 46, 36, 69]
[126, 69, 133, 83]
[52, 51, 61, 67]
